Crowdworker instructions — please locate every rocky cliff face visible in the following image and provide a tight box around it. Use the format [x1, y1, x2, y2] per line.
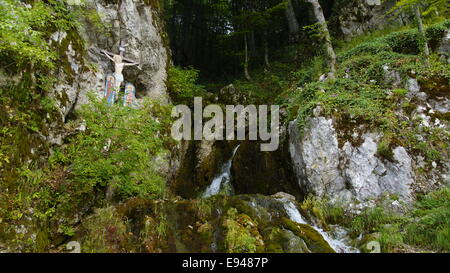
[334, 0, 410, 39]
[51, 0, 169, 124]
[2, 0, 172, 171]
[288, 67, 449, 208]
[289, 115, 416, 205]
[37, 1, 165, 142]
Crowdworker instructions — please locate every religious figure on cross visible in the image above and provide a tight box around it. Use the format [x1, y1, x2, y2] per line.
[101, 41, 140, 92]
[101, 41, 140, 106]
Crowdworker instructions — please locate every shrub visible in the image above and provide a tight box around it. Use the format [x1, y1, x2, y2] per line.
[167, 66, 205, 104]
[0, 0, 56, 69]
[338, 19, 450, 62]
[59, 94, 169, 201]
[300, 194, 345, 228]
[288, 78, 389, 135]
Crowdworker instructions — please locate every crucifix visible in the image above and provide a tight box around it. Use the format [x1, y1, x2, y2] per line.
[101, 41, 140, 93]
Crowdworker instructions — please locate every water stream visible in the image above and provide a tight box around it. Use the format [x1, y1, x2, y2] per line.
[278, 197, 358, 253]
[202, 144, 357, 253]
[202, 145, 240, 198]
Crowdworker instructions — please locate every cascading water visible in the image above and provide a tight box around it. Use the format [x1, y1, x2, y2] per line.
[278, 197, 358, 253]
[202, 145, 240, 198]
[201, 144, 358, 253]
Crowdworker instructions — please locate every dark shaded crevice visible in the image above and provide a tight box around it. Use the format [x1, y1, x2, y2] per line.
[231, 140, 304, 201]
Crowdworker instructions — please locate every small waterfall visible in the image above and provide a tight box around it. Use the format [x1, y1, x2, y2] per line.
[281, 198, 308, 225]
[202, 145, 240, 198]
[313, 225, 359, 253]
[278, 197, 358, 253]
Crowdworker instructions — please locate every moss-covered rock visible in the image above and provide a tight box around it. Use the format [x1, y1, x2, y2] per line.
[222, 208, 264, 253]
[281, 217, 335, 253]
[263, 227, 310, 253]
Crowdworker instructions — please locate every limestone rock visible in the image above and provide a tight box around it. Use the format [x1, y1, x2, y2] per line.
[336, 0, 409, 39]
[218, 84, 247, 105]
[437, 29, 450, 62]
[288, 112, 418, 204]
[406, 77, 421, 99]
[289, 117, 349, 201]
[49, 0, 170, 126]
[383, 64, 402, 87]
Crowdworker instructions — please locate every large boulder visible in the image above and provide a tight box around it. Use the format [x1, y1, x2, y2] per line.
[288, 56, 450, 205]
[288, 116, 416, 204]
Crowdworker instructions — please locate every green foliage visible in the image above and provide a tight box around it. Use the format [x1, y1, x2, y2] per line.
[0, 162, 56, 251]
[0, 0, 90, 187]
[389, 0, 448, 19]
[0, 0, 86, 70]
[195, 198, 213, 219]
[0, 149, 9, 168]
[59, 94, 169, 201]
[317, 188, 450, 252]
[404, 188, 450, 251]
[82, 5, 111, 35]
[59, 224, 75, 237]
[0, 93, 172, 251]
[287, 77, 389, 135]
[392, 88, 408, 96]
[291, 56, 326, 85]
[377, 139, 394, 160]
[388, 0, 447, 59]
[167, 66, 206, 104]
[40, 96, 58, 113]
[300, 195, 346, 231]
[0, 0, 56, 68]
[349, 206, 402, 236]
[339, 20, 450, 60]
[303, 22, 327, 40]
[285, 20, 449, 166]
[223, 208, 261, 253]
[81, 207, 129, 253]
[232, 62, 291, 104]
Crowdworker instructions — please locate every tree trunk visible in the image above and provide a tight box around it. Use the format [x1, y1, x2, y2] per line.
[415, 5, 430, 58]
[263, 30, 270, 69]
[249, 30, 257, 57]
[285, 0, 300, 42]
[307, 0, 337, 78]
[244, 34, 252, 81]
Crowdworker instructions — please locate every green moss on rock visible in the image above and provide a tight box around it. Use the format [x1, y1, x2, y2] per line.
[281, 217, 335, 253]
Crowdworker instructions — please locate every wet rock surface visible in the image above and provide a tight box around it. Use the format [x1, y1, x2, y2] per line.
[231, 141, 302, 199]
[172, 140, 235, 198]
[82, 194, 340, 253]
